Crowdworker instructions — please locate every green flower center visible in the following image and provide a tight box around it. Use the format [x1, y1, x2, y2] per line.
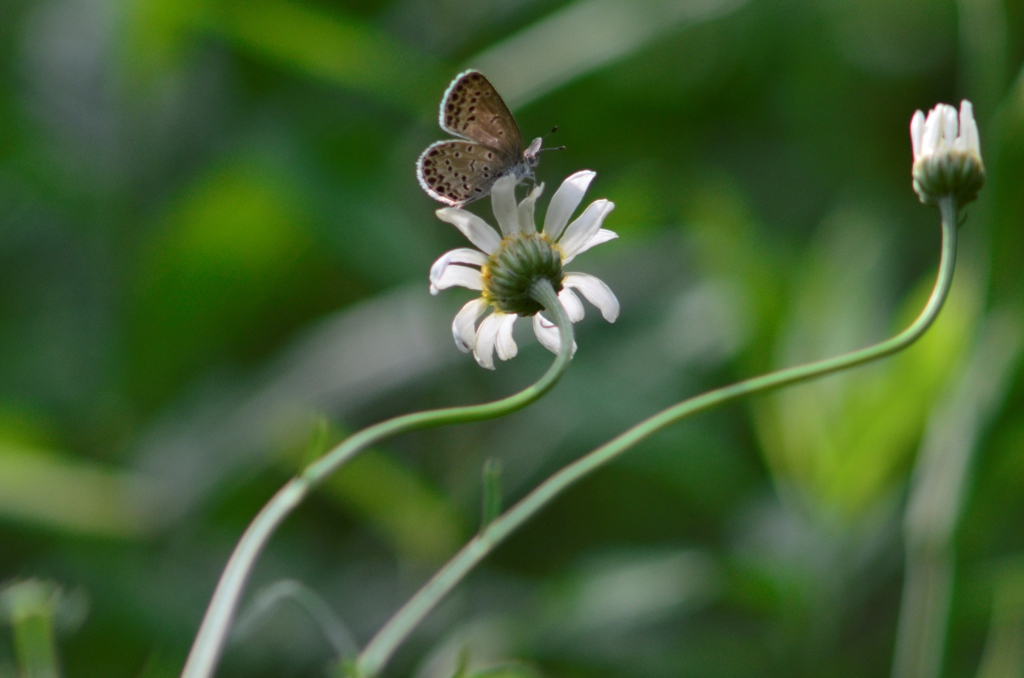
[482, 233, 564, 316]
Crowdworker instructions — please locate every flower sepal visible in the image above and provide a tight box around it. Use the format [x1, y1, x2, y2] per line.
[912, 152, 985, 209]
[483, 234, 564, 316]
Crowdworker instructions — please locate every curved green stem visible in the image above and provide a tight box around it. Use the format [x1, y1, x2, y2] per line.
[355, 198, 960, 677]
[180, 279, 573, 678]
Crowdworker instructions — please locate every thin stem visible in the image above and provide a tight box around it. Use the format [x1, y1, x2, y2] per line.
[231, 579, 359, 660]
[180, 279, 573, 678]
[355, 199, 960, 677]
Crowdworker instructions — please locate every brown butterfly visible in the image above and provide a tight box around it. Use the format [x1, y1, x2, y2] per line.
[416, 71, 543, 208]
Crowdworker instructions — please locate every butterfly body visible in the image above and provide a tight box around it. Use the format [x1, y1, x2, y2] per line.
[417, 70, 543, 207]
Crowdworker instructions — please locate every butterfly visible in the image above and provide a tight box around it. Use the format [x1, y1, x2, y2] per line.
[416, 70, 543, 208]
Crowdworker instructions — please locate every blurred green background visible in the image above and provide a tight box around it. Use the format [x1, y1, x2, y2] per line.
[2, 0, 1024, 676]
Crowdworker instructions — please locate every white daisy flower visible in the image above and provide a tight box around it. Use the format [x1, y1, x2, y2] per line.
[430, 171, 620, 369]
[910, 100, 985, 206]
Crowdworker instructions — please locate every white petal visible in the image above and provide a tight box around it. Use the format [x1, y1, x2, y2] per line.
[533, 314, 560, 354]
[430, 265, 483, 295]
[533, 313, 577, 356]
[436, 208, 502, 254]
[517, 183, 544, 235]
[955, 100, 970, 151]
[491, 175, 519, 236]
[558, 288, 585, 322]
[910, 110, 924, 159]
[922, 108, 941, 157]
[474, 313, 503, 369]
[941, 104, 958, 144]
[430, 248, 488, 287]
[452, 298, 489, 352]
[532, 314, 559, 354]
[960, 100, 981, 157]
[495, 313, 518, 360]
[543, 170, 596, 241]
[558, 200, 615, 257]
[563, 229, 618, 264]
[564, 272, 619, 322]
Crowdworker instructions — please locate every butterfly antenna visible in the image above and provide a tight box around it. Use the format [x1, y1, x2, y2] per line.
[540, 126, 565, 152]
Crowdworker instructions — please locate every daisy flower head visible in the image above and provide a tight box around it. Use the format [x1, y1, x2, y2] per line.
[430, 171, 620, 369]
[910, 100, 985, 207]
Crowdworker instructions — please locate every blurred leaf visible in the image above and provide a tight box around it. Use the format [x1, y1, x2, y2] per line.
[957, 0, 1010, 112]
[905, 306, 1024, 548]
[892, 307, 1024, 678]
[0, 441, 156, 538]
[121, 0, 208, 81]
[303, 441, 467, 565]
[470, 0, 751, 109]
[206, 0, 444, 111]
[129, 159, 345, 408]
[540, 549, 720, 636]
[989, 63, 1024, 306]
[684, 174, 785, 367]
[0, 408, 58, 452]
[136, 652, 184, 678]
[976, 556, 1024, 678]
[124, 0, 445, 108]
[961, 411, 1024, 562]
[601, 163, 670, 237]
[816, 0, 955, 76]
[466, 666, 540, 678]
[755, 206, 983, 520]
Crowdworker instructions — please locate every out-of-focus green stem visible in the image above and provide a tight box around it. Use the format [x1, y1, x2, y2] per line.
[180, 279, 573, 678]
[3, 580, 61, 678]
[893, 548, 954, 678]
[355, 198, 961, 677]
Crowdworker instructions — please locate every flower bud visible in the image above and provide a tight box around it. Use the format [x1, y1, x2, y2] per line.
[910, 100, 985, 206]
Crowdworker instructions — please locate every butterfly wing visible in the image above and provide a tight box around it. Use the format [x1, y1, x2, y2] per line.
[416, 140, 516, 207]
[439, 71, 524, 157]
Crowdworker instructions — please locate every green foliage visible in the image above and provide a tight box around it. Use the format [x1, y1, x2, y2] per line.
[2, 0, 1023, 676]
[755, 209, 982, 519]
[309, 444, 468, 566]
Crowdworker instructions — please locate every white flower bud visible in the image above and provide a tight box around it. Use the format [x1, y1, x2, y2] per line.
[910, 100, 985, 206]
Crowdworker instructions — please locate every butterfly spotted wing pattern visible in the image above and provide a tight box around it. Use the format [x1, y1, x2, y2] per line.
[417, 70, 541, 208]
[439, 71, 524, 156]
[418, 140, 514, 207]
